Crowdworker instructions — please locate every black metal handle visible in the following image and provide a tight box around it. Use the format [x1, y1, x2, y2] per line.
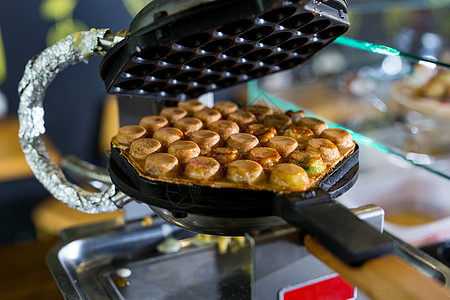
[274, 190, 395, 266]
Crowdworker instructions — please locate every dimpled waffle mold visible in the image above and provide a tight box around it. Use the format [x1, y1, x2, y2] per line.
[100, 0, 349, 100]
[111, 104, 356, 193]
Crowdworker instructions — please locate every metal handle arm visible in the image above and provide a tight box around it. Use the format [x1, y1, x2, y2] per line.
[18, 29, 122, 213]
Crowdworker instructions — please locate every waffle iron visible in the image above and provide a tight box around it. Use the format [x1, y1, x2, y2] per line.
[17, 0, 450, 297]
[98, 0, 399, 267]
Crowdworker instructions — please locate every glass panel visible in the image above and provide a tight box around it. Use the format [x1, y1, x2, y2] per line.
[247, 80, 450, 180]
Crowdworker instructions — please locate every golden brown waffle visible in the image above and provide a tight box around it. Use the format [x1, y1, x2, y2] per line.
[112, 101, 355, 192]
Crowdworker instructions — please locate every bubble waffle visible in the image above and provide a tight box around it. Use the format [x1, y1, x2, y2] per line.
[112, 101, 355, 192]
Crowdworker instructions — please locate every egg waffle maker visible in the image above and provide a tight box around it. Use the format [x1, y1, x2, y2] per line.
[18, 0, 450, 298]
[101, 0, 394, 267]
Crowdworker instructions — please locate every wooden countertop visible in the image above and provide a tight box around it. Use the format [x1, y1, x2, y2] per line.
[0, 240, 62, 300]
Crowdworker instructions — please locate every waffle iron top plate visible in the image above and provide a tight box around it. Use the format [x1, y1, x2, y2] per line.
[100, 0, 349, 100]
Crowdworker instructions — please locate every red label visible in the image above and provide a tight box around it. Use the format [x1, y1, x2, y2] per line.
[280, 275, 355, 300]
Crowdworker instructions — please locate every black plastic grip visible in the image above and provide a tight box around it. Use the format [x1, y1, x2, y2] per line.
[275, 192, 396, 266]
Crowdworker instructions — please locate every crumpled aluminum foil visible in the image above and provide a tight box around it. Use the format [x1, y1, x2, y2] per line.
[18, 29, 120, 213]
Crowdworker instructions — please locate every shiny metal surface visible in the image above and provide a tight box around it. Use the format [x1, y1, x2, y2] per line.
[150, 206, 286, 236]
[46, 218, 251, 300]
[47, 206, 450, 299]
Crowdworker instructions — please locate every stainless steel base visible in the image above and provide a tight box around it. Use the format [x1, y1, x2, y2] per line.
[47, 218, 252, 300]
[46, 206, 450, 299]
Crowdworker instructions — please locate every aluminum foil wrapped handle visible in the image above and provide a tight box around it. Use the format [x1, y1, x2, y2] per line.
[18, 29, 121, 213]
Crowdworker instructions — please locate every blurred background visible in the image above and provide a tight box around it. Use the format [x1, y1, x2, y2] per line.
[0, 0, 449, 248]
